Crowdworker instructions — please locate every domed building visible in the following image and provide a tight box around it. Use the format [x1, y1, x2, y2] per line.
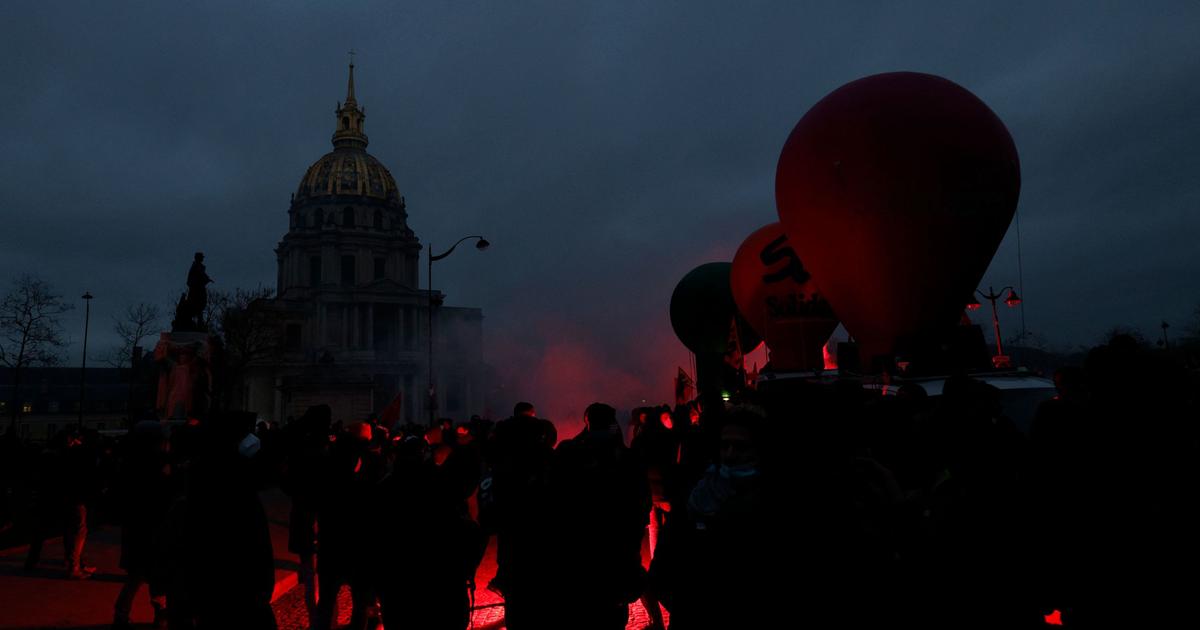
[243, 63, 485, 425]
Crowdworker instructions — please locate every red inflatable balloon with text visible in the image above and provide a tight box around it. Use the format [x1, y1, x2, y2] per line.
[775, 72, 1020, 368]
[731, 222, 837, 371]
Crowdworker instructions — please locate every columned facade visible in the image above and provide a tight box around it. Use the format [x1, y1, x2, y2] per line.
[244, 63, 485, 425]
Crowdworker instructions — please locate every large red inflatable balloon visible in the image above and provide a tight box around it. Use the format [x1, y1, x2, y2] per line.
[776, 72, 1019, 367]
[670, 263, 761, 356]
[731, 222, 837, 370]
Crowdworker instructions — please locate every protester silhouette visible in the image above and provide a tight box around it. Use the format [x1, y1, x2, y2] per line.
[180, 411, 277, 629]
[375, 432, 485, 630]
[485, 402, 556, 603]
[111, 421, 172, 629]
[313, 421, 380, 630]
[23, 427, 97, 579]
[279, 404, 331, 628]
[525, 402, 649, 630]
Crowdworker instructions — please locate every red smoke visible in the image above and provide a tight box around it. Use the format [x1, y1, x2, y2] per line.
[487, 314, 689, 441]
[483, 233, 752, 438]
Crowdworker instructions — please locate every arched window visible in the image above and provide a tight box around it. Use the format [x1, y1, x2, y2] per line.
[314, 208, 324, 228]
[342, 116, 350, 130]
[343, 207, 354, 227]
[374, 209, 383, 230]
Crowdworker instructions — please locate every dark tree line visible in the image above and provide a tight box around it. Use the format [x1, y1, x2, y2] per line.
[1, 275, 72, 425]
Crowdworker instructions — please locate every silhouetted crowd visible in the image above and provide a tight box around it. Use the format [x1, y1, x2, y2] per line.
[1, 333, 1197, 629]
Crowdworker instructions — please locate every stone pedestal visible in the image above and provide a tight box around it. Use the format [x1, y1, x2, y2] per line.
[153, 332, 215, 421]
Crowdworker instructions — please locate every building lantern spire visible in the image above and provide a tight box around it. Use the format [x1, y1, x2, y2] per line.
[332, 54, 368, 150]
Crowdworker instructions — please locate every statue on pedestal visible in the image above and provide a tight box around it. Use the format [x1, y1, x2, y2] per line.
[157, 253, 218, 421]
[171, 252, 214, 332]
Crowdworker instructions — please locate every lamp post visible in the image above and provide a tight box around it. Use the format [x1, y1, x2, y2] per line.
[427, 235, 489, 426]
[966, 286, 1020, 367]
[78, 292, 93, 427]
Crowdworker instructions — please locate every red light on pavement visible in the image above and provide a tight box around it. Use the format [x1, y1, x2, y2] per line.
[1044, 609, 1063, 625]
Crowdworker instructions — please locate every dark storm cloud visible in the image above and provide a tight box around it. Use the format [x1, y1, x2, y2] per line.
[2, 1, 1198, 412]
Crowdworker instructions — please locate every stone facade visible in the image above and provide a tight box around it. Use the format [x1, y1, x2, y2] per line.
[243, 64, 485, 425]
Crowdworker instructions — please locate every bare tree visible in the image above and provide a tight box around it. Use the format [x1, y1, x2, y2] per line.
[1100, 325, 1150, 348]
[1, 275, 73, 424]
[1006, 329, 1049, 352]
[207, 287, 282, 410]
[103, 302, 161, 368]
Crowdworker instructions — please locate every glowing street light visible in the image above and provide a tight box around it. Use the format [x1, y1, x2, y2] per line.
[970, 286, 1020, 367]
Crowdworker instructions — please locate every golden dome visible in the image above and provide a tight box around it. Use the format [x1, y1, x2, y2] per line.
[295, 149, 400, 204]
[293, 62, 402, 206]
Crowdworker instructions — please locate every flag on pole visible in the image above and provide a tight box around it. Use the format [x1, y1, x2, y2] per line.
[674, 367, 695, 407]
[724, 316, 744, 373]
[379, 392, 404, 426]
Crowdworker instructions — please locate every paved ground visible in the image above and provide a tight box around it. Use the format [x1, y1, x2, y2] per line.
[0, 489, 294, 630]
[269, 536, 668, 630]
[0, 488, 1059, 629]
[0, 489, 664, 630]
[0, 523, 152, 630]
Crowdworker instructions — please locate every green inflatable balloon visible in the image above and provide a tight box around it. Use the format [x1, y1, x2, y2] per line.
[670, 262, 762, 355]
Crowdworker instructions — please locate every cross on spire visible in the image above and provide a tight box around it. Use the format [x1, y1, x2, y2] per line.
[345, 50, 357, 104]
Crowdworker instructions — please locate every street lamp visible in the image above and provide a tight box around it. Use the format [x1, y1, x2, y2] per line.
[967, 286, 1020, 367]
[427, 235, 489, 426]
[78, 292, 93, 427]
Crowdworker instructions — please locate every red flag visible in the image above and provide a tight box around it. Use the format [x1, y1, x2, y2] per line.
[674, 367, 694, 407]
[725, 316, 744, 372]
[379, 392, 404, 426]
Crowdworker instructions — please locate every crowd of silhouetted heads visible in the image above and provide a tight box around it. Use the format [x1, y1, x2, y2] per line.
[1, 333, 1197, 629]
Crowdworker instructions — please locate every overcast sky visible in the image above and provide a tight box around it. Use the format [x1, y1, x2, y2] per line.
[2, 1, 1198, 422]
